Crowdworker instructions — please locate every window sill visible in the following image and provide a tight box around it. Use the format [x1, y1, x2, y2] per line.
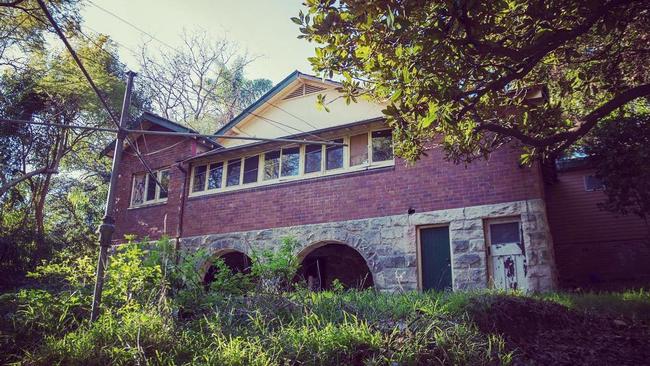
[188, 161, 395, 198]
[128, 200, 168, 210]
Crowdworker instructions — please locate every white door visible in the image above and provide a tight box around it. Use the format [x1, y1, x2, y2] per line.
[487, 220, 528, 291]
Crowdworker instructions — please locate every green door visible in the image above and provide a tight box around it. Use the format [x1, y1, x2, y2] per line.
[420, 226, 452, 291]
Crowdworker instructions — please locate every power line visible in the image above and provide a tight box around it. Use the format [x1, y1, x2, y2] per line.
[264, 100, 322, 132]
[82, 0, 323, 141]
[0, 118, 347, 146]
[36, 0, 164, 193]
[86, 0, 179, 53]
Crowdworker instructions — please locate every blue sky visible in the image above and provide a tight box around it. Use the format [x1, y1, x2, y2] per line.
[81, 0, 314, 83]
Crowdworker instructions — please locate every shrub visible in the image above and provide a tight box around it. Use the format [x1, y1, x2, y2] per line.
[250, 236, 300, 293]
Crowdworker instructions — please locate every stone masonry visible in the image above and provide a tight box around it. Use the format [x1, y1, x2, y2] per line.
[181, 198, 557, 292]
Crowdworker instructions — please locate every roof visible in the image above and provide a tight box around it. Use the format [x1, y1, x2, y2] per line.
[189, 116, 387, 164]
[101, 111, 220, 156]
[137, 111, 200, 134]
[214, 70, 342, 137]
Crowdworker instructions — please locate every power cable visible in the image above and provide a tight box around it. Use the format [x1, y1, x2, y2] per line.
[82, 0, 324, 141]
[36, 0, 165, 192]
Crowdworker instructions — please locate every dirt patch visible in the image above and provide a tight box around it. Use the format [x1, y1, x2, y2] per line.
[466, 295, 650, 366]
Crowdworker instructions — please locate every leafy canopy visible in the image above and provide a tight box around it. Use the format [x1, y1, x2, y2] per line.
[585, 114, 650, 220]
[295, 0, 650, 163]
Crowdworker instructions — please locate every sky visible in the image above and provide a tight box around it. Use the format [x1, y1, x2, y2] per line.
[80, 0, 315, 84]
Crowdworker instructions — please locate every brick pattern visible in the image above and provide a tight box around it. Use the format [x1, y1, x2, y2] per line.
[113, 130, 545, 241]
[182, 144, 544, 237]
[113, 127, 208, 240]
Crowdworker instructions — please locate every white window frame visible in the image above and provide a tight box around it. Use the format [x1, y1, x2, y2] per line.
[188, 127, 395, 197]
[130, 168, 170, 208]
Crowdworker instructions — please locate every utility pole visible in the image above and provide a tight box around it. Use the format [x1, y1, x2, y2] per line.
[91, 71, 136, 322]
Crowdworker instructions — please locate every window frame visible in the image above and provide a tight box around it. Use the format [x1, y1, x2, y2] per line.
[188, 127, 395, 197]
[130, 168, 170, 208]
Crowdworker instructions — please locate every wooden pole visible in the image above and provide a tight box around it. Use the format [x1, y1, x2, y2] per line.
[90, 71, 136, 322]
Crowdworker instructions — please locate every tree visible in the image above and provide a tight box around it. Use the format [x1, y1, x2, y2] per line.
[0, 0, 81, 71]
[138, 31, 273, 134]
[584, 114, 650, 223]
[0, 35, 125, 269]
[295, 0, 650, 163]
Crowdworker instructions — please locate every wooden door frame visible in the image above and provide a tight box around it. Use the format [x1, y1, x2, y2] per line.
[484, 216, 522, 287]
[416, 224, 453, 291]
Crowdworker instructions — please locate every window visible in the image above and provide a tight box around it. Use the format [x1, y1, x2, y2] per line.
[131, 169, 169, 207]
[371, 130, 393, 162]
[326, 138, 344, 170]
[158, 170, 170, 199]
[281, 147, 300, 177]
[146, 173, 157, 201]
[188, 127, 396, 196]
[350, 133, 368, 166]
[243, 156, 259, 184]
[489, 222, 520, 244]
[131, 174, 146, 205]
[584, 175, 605, 191]
[227, 159, 241, 186]
[208, 162, 223, 190]
[304, 144, 322, 174]
[264, 150, 280, 180]
[192, 165, 207, 192]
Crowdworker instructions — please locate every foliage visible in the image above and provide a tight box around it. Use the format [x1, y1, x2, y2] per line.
[138, 30, 273, 133]
[2, 239, 649, 365]
[583, 114, 650, 220]
[250, 236, 301, 293]
[295, 0, 650, 163]
[0, 0, 81, 71]
[0, 33, 125, 282]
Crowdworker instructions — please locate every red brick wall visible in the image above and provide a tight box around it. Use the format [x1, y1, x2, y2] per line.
[545, 168, 650, 288]
[181, 144, 544, 236]
[114, 132, 546, 242]
[113, 127, 207, 241]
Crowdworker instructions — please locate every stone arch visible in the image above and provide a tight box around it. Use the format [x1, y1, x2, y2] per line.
[202, 248, 252, 285]
[295, 241, 374, 290]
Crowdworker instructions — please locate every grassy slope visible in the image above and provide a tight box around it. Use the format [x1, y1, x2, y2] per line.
[1, 289, 649, 365]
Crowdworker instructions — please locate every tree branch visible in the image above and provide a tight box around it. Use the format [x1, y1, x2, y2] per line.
[475, 83, 650, 150]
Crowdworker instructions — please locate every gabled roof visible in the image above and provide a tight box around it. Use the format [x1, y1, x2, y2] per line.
[101, 111, 219, 156]
[137, 111, 200, 134]
[214, 70, 341, 136]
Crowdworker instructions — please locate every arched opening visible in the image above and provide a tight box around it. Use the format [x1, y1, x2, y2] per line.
[296, 243, 374, 290]
[203, 250, 252, 286]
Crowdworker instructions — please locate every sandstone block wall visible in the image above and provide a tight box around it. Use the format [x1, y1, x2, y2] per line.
[182, 198, 557, 292]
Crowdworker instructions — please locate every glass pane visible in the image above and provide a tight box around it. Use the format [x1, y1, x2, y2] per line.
[132, 174, 145, 205]
[371, 129, 394, 162]
[350, 133, 368, 166]
[208, 162, 223, 189]
[490, 222, 520, 244]
[281, 147, 300, 177]
[304, 144, 322, 174]
[264, 150, 280, 180]
[192, 165, 207, 192]
[243, 156, 259, 184]
[146, 173, 157, 201]
[226, 159, 241, 186]
[326, 139, 344, 170]
[158, 170, 170, 199]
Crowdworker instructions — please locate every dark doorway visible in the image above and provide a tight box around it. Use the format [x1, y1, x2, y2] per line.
[420, 226, 452, 291]
[203, 251, 252, 285]
[296, 243, 373, 290]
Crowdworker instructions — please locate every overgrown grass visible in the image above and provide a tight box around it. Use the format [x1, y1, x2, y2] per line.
[1, 238, 648, 365]
[538, 289, 650, 322]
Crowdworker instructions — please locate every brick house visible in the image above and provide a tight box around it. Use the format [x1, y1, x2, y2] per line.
[109, 71, 648, 292]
